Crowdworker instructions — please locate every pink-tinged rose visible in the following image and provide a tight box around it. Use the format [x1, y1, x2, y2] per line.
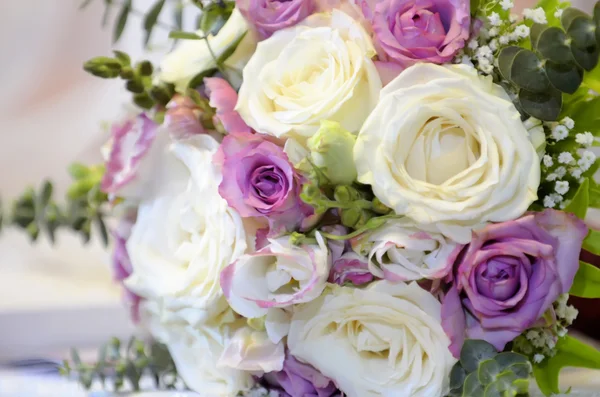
[263, 352, 340, 397]
[214, 131, 312, 233]
[330, 252, 373, 286]
[204, 77, 251, 135]
[218, 326, 285, 372]
[367, 0, 470, 83]
[441, 209, 588, 356]
[101, 114, 158, 197]
[111, 215, 141, 323]
[237, 0, 316, 39]
[220, 233, 330, 319]
[164, 94, 206, 139]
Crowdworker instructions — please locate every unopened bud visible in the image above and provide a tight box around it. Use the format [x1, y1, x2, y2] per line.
[83, 56, 122, 78]
[126, 79, 145, 94]
[137, 60, 154, 76]
[119, 66, 134, 80]
[133, 93, 155, 110]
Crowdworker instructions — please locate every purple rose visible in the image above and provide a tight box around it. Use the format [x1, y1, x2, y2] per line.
[441, 209, 587, 356]
[324, 225, 374, 286]
[111, 214, 141, 323]
[237, 0, 316, 39]
[214, 131, 311, 232]
[101, 114, 158, 197]
[264, 353, 340, 397]
[204, 77, 251, 135]
[366, 0, 470, 83]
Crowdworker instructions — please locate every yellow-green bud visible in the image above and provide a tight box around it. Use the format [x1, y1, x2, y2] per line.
[119, 66, 134, 80]
[307, 120, 357, 186]
[126, 79, 145, 94]
[137, 60, 154, 76]
[133, 93, 155, 110]
[83, 56, 122, 78]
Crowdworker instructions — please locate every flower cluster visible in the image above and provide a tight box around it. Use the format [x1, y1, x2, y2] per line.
[81, 0, 600, 395]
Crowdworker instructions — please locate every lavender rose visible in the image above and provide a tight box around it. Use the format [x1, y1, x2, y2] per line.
[204, 77, 251, 135]
[366, 0, 470, 82]
[263, 353, 340, 397]
[214, 131, 311, 232]
[441, 209, 587, 356]
[237, 0, 316, 39]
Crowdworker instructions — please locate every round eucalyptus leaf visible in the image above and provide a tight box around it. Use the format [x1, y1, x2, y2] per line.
[594, 1, 600, 27]
[510, 50, 550, 92]
[478, 359, 501, 385]
[530, 23, 546, 49]
[511, 378, 530, 394]
[562, 7, 591, 32]
[506, 362, 531, 379]
[498, 46, 522, 82]
[462, 372, 485, 397]
[571, 43, 600, 71]
[460, 340, 497, 373]
[567, 16, 597, 49]
[483, 381, 505, 397]
[545, 60, 584, 94]
[495, 370, 518, 388]
[518, 88, 563, 121]
[450, 364, 467, 390]
[537, 27, 572, 63]
[493, 352, 528, 370]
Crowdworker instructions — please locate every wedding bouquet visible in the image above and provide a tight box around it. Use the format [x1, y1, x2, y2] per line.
[10, 0, 600, 395]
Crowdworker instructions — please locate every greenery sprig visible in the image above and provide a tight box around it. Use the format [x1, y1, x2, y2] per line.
[0, 164, 110, 246]
[62, 336, 180, 392]
[498, 1, 600, 121]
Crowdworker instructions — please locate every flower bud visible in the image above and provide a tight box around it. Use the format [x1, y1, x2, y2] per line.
[137, 60, 154, 76]
[83, 56, 122, 78]
[307, 120, 358, 186]
[119, 66, 134, 80]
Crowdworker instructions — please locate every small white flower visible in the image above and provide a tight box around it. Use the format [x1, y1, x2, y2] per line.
[551, 124, 569, 141]
[557, 328, 567, 337]
[542, 155, 554, 167]
[578, 150, 597, 171]
[468, 39, 479, 50]
[500, 0, 514, 10]
[560, 201, 567, 209]
[476, 45, 493, 59]
[546, 173, 558, 182]
[499, 35, 509, 45]
[489, 39, 499, 51]
[555, 166, 567, 177]
[543, 195, 556, 208]
[575, 131, 594, 146]
[554, 9, 564, 18]
[489, 12, 502, 26]
[514, 25, 530, 39]
[526, 330, 539, 341]
[555, 181, 569, 195]
[479, 63, 494, 74]
[509, 13, 519, 23]
[523, 7, 548, 24]
[549, 193, 563, 203]
[558, 152, 575, 165]
[488, 27, 499, 38]
[533, 354, 545, 364]
[564, 306, 579, 323]
[460, 55, 474, 67]
[560, 117, 575, 129]
[571, 168, 583, 179]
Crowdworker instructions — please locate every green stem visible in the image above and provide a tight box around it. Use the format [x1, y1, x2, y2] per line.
[202, 36, 232, 86]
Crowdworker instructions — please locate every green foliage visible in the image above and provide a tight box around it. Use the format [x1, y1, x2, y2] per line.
[533, 335, 600, 395]
[570, 260, 600, 298]
[62, 337, 180, 392]
[114, 0, 132, 43]
[564, 177, 589, 218]
[199, 1, 235, 35]
[447, 340, 531, 397]
[500, 1, 600, 120]
[0, 164, 110, 246]
[144, 0, 166, 46]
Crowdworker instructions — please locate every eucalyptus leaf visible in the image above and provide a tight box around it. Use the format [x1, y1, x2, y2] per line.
[571, 41, 599, 71]
[478, 359, 501, 385]
[518, 88, 562, 121]
[567, 16, 597, 49]
[498, 46, 522, 82]
[533, 335, 600, 396]
[536, 27, 572, 63]
[510, 49, 550, 92]
[545, 61, 583, 94]
[595, 1, 600, 26]
[114, 0, 132, 44]
[143, 0, 166, 46]
[530, 23, 546, 49]
[562, 7, 591, 32]
[507, 362, 531, 378]
[564, 177, 589, 219]
[483, 381, 504, 397]
[570, 260, 600, 298]
[494, 352, 529, 370]
[460, 339, 497, 373]
[450, 364, 467, 391]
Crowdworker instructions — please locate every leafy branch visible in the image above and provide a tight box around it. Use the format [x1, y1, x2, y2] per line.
[62, 336, 180, 391]
[0, 164, 111, 246]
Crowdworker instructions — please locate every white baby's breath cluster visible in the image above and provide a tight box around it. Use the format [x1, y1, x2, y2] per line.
[540, 117, 597, 209]
[243, 387, 281, 397]
[514, 294, 578, 363]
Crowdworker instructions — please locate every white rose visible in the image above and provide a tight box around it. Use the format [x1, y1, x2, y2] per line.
[218, 325, 285, 372]
[125, 134, 249, 324]
[354, 64, 540, 243]
[221, 233, 330, 320]
[142, 301, 254, 396]
[159, 8, 251, 92]
[236, 10, 381, 142]
[355, 219, 459, 281]
[288, 281, 456, 397]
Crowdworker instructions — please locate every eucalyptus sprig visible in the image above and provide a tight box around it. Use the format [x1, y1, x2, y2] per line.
[61, 336, 180, 392]
[0, 163, 111, 246]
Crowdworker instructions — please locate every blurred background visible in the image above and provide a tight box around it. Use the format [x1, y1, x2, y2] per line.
[0, 0, 598, 396]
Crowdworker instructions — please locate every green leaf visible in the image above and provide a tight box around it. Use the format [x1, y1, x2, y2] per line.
[590, 178, 600, 207]
[507, 362, 531, 378]
[216, 31, 247, 65]
[494, 352, 529, 370]
[112, 50, 131, 67]
[483, 381, 504, 397]
[498, 46, 523, 82]
[536, 27, 572, 63]
[545, 61, 583, 94]
[565, 177, 589, 219]
[571, 43, 600, 71]
[463, 372, 485, 397]
[518, 88, 563, 121]
[530, 23, 546, 49]
[168, 30, 204, 40]
[567, 16, 596, 49]
[584, 229, 600, 255]
[174, 0, 184, 31]
[113, 0, 131, 44]
[533, 335, 600, 395]
[570, 260, 600, 298]
[94, 216, 109, 247]
[79, 0, 95, 9]
[511, 50, 551, 92]
[478, 359, 501, 385]
[470, 0, 480, 16]
[187, 67, 218, 89]
[71, 348, 82, 366]
[562, 7, 591, 32]
[102, 0, 113, 27]
[38, 181, 53, 210]
[460, 339, 498, 373]
[200, 1, 234, 36]
[143, 0, 166, 46]
[450, 364, 467, 391]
